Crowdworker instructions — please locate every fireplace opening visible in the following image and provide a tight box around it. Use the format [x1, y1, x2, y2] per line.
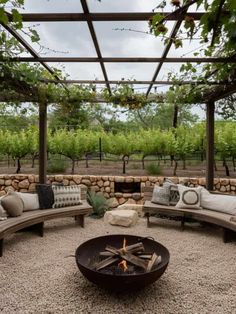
[115, 182, 141, 194]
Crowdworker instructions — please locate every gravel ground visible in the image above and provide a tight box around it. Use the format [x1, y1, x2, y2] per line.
[0, 217, 235, 314]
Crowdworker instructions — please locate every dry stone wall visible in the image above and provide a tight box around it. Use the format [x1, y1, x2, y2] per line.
[0, 175, 236, 207]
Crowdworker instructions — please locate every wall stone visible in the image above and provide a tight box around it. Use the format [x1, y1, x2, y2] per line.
[0, 175, 235, 208]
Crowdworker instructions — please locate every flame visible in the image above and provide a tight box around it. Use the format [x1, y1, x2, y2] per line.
[118, 260, 128, 272]
[118, 238, 128, 272]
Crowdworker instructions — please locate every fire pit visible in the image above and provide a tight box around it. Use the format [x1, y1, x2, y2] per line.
[75, 234, 170, 291]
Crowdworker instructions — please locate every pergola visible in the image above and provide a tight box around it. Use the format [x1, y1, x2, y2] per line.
[1, 0, 236, 190]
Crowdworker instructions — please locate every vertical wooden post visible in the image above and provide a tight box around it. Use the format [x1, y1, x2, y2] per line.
[39, 102, 47, 184]
[206, 101, 215, 191]
[99, 137, 102, 162]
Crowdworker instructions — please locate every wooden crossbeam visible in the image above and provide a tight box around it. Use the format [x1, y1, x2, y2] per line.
[5, 57, 236, 63]
[40, 79, 235, 86]
[7, 12, 207, 22]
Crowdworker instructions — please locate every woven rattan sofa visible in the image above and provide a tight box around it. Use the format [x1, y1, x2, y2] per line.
[0, 186, 92, 257]
[143, 186, 236, 243]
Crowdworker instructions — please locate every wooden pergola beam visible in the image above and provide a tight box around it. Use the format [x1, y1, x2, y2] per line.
[8, 12, 207, 22]
[206, 101, 215, 191]
[81, 0, 111, 94]
[5, 57, 236, 63]
[41, 79, 235, 86]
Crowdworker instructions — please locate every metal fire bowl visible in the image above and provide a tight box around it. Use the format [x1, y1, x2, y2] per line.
[75, 234, 170, 291]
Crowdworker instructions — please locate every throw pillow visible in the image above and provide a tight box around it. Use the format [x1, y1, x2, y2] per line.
[151, 185, 169, 206]
[201, 188, 236, 215]
[52, 185, 82, 208]
[16, 192, 40, 212]
[163, 180, 180, 205]
[0, 204, 8, 220]
[1, 192, 24, 217]
[176, 185, 202, 210]
[36, 184, 55, 209]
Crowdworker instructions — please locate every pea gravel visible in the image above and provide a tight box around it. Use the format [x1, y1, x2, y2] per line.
[0, 217, 235, 314]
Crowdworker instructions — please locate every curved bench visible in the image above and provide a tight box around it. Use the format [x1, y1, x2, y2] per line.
[0, 190, 92, 257]
[143, 187, 236, 243]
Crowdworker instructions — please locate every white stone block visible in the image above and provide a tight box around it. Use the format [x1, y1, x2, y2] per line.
[104, 209, 138, 227]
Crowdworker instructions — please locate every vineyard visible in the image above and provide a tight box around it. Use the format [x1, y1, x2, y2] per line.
[1, 122, 236, 177]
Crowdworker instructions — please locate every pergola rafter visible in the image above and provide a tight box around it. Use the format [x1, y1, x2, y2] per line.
[81, 0, 111, 94]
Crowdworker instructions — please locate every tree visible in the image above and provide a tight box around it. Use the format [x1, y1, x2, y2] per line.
[4, 129, 35, 173]
[49, 129, 87, 174]
[127, 103, 199, 130]
[215, 94, 236, 119]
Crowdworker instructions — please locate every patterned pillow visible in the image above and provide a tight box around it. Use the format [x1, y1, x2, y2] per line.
[151, 185, 170, 206]
[163, 180, 180, 205]
[52, 185, 82, 208]
[176, 185, 202, 209]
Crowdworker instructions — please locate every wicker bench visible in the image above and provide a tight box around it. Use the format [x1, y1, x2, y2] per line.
[143, 186, 236, 243]
[0, 186, 92, 257]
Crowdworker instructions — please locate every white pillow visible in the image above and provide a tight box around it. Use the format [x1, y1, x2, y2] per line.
[176, 185, 202, 209]
[15, 192, 40, 211]
[201, 188, 236, 215]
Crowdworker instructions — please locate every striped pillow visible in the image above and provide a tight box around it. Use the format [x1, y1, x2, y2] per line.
[52, 185, 82, 208]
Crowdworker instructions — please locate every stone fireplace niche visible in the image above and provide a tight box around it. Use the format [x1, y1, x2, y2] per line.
[114, 182, 141, 194]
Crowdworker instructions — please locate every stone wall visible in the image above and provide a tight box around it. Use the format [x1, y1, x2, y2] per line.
[0, 174, 235, 207]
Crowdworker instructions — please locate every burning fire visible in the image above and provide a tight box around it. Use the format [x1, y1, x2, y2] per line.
[118, 260, 128, 272]
[118, 238, 128, 272]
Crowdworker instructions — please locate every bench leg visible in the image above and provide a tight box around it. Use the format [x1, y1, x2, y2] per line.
[146, 213, 151, 228]
[223, 228, 236, 243]
[75, 215, 84, 228]
[181, 217, 185, 231]
[0, 239, 3, 257]
[33, 222, 44, 237]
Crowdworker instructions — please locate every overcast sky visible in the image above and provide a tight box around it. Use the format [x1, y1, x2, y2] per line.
[16, 0, 207, 119]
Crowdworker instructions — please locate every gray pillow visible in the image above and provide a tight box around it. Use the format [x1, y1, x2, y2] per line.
[163, 180, 180, 205]
[151, 185, 169, 206]
[1, 192, 24, 217]
[52, 185, 82, 208]
[0, 204, 8, 220]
